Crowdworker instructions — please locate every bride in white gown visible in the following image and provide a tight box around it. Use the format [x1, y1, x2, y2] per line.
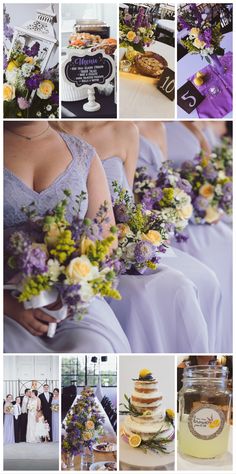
[26, 390, 41, 443]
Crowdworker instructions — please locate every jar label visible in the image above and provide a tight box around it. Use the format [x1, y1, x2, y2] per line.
[188, 404, 225, 440]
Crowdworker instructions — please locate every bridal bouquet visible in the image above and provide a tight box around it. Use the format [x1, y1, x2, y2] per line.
[178, 3, 224, 60]
[180, 151, 232, 224]
[3, 8, 59, 118]
[62, 388, 104, 457]
[112, 181, 169, 274]
[119, 7, 155, 53]
[6, 190, 121, 337]
[5, 405, 14, 414]
[51, 404, 59, 413]
[134, 163, 193, 242]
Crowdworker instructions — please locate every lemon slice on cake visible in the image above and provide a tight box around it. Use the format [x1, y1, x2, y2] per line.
[129, 434, 142, 448]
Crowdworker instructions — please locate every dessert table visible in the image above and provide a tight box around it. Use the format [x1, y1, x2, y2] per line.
[62, 396, 117, 470]
[177, 33, 232, 119]
[119, 41, 175, 118]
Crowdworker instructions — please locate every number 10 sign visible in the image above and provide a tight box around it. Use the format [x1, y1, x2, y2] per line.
[157, 67, 175, 101]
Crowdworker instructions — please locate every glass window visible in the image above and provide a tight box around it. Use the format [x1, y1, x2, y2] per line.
[61, 355, 117, 387]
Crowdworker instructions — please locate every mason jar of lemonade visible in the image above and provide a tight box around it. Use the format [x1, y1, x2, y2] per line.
[178, 365, 231, 459]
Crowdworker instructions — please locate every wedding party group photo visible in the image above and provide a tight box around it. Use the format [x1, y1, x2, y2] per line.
[3, 355, 59, 471]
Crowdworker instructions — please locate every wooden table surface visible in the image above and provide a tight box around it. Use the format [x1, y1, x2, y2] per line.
[62, 396, 117, 470]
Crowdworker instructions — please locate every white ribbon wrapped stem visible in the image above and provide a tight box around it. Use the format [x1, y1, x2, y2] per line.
[4, 285, 68, 338]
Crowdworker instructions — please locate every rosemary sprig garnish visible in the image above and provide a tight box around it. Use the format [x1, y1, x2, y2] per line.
[140, 425, 174, 454]
[119, 394, 141, 417]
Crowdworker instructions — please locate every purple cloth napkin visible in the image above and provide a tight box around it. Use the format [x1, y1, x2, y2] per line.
[188, 51, 232, 118]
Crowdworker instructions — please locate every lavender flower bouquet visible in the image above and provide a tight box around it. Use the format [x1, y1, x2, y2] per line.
[134, 163, 193, 242]
[6, 190, 121, 337]
[180, 149, 232, 224]
[112, 181, 169, 274]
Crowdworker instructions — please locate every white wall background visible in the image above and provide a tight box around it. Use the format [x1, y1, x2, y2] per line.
[61, 3, 117, 47]
[119, 355, 175, 410]
[4, 355, 59, 398]
[4, 3, 59, 67]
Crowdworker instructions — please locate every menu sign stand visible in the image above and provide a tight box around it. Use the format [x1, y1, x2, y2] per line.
[62, 50, 115, 112]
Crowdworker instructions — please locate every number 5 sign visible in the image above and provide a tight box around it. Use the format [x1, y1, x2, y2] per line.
[177, 80, 204, 114]
[157, 67, 175, 101]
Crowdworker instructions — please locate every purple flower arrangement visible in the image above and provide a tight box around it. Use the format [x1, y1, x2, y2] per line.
[6, 190, 121, 321]
[3, 8, 59, 118]
[134, 163, 193, 242]
[178, 3, 224, 59]
[112, 181, 170, 274]
[179, 146, 232, 224]
[62, 387, 105, 457]
[119, 6, 155, 53]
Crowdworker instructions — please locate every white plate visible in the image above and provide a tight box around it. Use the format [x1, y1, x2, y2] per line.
[89, 461, 117, 471]
[119, 435, 175, 470]
[93, 443, 117, 453]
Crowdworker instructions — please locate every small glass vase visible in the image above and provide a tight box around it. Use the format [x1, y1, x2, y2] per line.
[208, 54, 225, 75]
[80, 446, 94, 470]
[65, 453, 75, 470]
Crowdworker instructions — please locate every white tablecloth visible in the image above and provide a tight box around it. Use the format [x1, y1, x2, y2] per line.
[119, 41, 175, 118]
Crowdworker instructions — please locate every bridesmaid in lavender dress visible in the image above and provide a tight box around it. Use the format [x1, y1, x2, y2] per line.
[51, 389, 59, 442]
[165, 121, 232, 350]
[136, 121, 224, 352]
[57, 121, 211, 354]
[4, 122, 130, 354]
[4, 395, 15, 444]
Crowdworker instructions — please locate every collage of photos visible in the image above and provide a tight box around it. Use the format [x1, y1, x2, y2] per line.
[1, 1, 235, 474]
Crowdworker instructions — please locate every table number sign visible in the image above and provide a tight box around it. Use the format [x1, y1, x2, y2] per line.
[157, 67, 175, 101]
[177, 80, 204, 114]
[62, 50, 115, 112]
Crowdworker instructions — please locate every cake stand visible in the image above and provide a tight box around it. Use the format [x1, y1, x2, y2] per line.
[119, 435, 175, 471]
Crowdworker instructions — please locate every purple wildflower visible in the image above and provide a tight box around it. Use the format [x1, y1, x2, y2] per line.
[181, 160, 195, 173]
[133, 35, 140, 44]
[202, 164, 218, 180]
[113, 203, 130, 223]
[50, 92, 59, 104]
[25, 74, 42, 91]
[177, 178, 192, 194]
[23, 41, 40, 57]
[221, 182, 232, 202]
[134, 240, 156, 264]
[4, 24, 14, 41]
[17, 97, 30, 110]
[194, 196, 209, 212]
[8, 231, 31, 256]
[60, 284, 82, 310]
[203, 27, 212, 47]
[22, 246, 48, 276]
[178, 16, 191, 31]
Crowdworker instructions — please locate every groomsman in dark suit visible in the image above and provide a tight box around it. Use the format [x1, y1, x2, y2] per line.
[39, 384, 53, 440]
[20, 388, 31, 442]
[13, 396, 22, 443]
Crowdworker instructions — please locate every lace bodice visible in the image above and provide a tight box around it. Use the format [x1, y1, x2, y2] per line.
[138, 135, 165, 177]
[102, 156, 133, 198]
[165, 122, 201, 166]
[4, 132, 95, 229]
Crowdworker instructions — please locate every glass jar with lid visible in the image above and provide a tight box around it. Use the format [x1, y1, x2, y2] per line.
[178, 365, 231, 459]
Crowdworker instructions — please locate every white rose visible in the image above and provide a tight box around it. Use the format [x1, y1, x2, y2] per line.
[79, 281, 94, 302]
[66, 255, 99, 283]
[177, 203, 193, 220]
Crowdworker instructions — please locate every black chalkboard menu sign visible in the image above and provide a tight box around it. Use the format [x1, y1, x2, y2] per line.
[64, 52, 114, 88]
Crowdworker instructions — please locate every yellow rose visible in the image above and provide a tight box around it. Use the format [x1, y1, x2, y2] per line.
[127, 31, 136, 42]
[117, 223, 131, 239]
[141, 230, 162, 246]
[85, 420, 94, 430]
[37, 80, 55, 99]
[6, 60, 18, 71]
[44, 223, 61, 247]
[177, 203, 193, 220]
[66, 255, 99, 283]
[82, 431, 93, 440]
[199, 183, 214, 200]
[193, 38, 206, 49]
[80, 237, 95, 254]
[190, 27, 200, 38]
[205, 206, 220, 224]
[25, 56, 35, 64]
[3, 83, 15, 102]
